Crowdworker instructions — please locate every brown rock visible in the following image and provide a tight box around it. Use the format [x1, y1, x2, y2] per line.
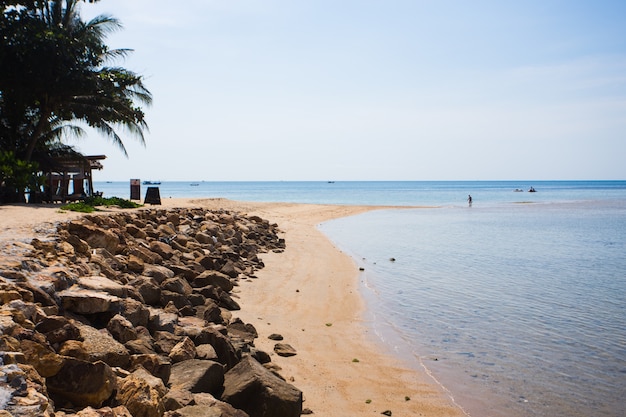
[273, 343, 297, 357]
[193, 271, 234, 292]
[47, 358, 117, 408]
[19, 339, 64, 377]
[169, 336, 197, 363]
[35, 315, 81, 345]
[221, 355, 302, 417]
[67, 221, 120, 254]
[149, 241, 176, 260]
[142, 264, 174, 282]
[129, 354, 172, 385]
[58, 340, 90, 360]
[107, 314, 138, 344]
[127, 254, 145, 273]
[117, 367, 167, 417]
[58, 288, 122, 315]
[130, 248, 164, 267]
[169, 359, 225, 395]
[77, 323, 130, 368]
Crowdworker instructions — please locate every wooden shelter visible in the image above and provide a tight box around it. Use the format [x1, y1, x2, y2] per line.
[40, 154, 106, 203]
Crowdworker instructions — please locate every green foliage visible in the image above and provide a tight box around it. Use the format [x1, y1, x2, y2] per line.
[60, 201, 96, 213]
[85, 195, 142, 208]
[0, 150, 40, 203]
[0, 0, 151, 161]
[61, 195, 142, 212]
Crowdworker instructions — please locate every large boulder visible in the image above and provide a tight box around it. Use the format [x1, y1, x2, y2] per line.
[117, 367, 167, 417]
[192, 327, 239, 370]
[34, 315, 80, 346]
[46, 358, 117, 408]
[193, 271, 234, 292]
[169, 336, 197, 363]
[107, 314, 138, 344]
[169, 359, 225, 396]
[67, 221, 120, 254]
[129, 354, 172, 385]
[164, 402, 249, 417]
[77, 322, 130, 368]
[221, 356, 302, 417]
[19, 339, 64, 378]
[58, 287, 122, 315]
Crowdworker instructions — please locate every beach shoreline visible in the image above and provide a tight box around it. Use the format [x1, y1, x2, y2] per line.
[0, 198, 465, 416]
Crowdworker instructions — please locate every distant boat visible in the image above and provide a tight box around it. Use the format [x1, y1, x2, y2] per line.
[327, 181, 335, 183]
[528, 187, 537, 192]
[190, 183, 199, 186]
[514, 188, 523, 192]
[143, 180, 161, 185]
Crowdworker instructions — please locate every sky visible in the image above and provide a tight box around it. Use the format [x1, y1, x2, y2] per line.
[76, 0, 626, 181]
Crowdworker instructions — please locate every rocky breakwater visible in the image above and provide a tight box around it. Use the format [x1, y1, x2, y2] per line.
[0, 207, 304, 417]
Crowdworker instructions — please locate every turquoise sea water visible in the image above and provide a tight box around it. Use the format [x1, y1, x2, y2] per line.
[96, 180, 626, 417]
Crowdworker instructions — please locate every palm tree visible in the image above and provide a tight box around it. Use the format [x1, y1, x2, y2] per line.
[0, 0, 152, 161]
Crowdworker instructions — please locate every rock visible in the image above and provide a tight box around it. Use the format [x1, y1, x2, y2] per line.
[147, 308, 178, 333]
[161, 277, 193, 296]
[149, 241, 176, 261]
[160, 290, 190, 310]
[169, 337, 197, 363]
[0, 362, 53, 417]
[72, 405, 134, 416]
[152, 331, 182, 356]
[107, 314, 138, 344]
[220, 261, 241, 279]
[162, 388, 194, 411]
[273, 343, 297, 357]
[77, 322, 130, 368]
[195, 344, 219, 361]
[34, 315, 80, 345]
[267, 334, 283, 341]
[132, 249, 165, 268]
[76, 275, 129, 298]
[169, 359, 225, 395]
[58, 288, 122, 315]
[19, 339, 64, 378]
[221, 355, 302, 417]
[193, 327, 240, 370]
[132, 277, 161, 306]
[249, 349, 271, 365]
[117, 367, 167, 417]
[198, 299, 224, 325]
[125, 334, 156, 356]
[46, 358, 117, 408]
[164, 401, 249, 417]
[67, 221, 120, 254]
[120, 298, 150, 327]
[193, 271, 234, 292]
[129, 354, 172, 385]
[58, 340, 90, 360]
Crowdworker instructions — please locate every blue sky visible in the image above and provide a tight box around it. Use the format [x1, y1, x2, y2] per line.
[78, 0, 626, 181]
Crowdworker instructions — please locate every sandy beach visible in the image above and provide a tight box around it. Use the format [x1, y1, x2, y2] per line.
[0, 198, 465, 417]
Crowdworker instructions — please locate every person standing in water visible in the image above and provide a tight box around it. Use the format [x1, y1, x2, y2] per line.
[468, 194, 472, 207]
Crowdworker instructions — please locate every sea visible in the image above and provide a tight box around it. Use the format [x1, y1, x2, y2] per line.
[95, 180, 626, 417]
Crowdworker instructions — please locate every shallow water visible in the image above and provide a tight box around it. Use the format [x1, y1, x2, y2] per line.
[320, 201, 626, 417]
